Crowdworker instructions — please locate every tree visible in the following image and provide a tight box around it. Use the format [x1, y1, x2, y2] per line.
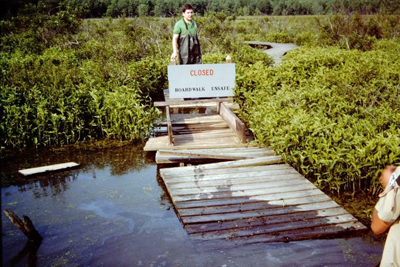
[137, 3, 148, 17]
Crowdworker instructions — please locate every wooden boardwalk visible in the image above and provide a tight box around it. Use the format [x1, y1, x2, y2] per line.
[146, 99, 367, 243]
[159, 156, 367, 244]
[144, 100, 251, 151]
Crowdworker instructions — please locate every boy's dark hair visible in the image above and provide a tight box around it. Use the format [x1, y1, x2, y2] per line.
[182, 4, 193, 13]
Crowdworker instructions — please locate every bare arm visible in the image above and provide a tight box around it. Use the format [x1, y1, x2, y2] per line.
[171, 34, 179, 61]
[371, 165, 397, 235]
[371, 208, 392, 235]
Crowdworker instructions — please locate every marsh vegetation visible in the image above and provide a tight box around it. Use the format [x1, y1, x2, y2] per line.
[1, 2, 399, 205]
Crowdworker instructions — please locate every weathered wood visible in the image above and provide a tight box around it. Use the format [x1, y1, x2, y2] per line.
[166, 172, 301, 187]
[158, 161, 367, 242]
[144, 138, 250, 151]
[166, 105, 174, 145]
[158, 150, 248, 160]
[161, 162, 293, 179]
[185, 206, 348, 234]
[219, 102, 246, 143]
[18, 162, 79, 176]
[4, 209, 43, 242]
[169, 178, 310, 196]
[157, 148, 275, 161]
[181, 201, 340, 224]
[189, 214, 360, 240]
[161, 156, 283, 176]
[154, 98, 233, 107]
[175, 188, 323, 209]
[178, 194, 332, 217]
[172, 183, 318, 202]
[217, 222, 366, 245]
[170, 114, 225, 125]
[166, 165, 295, 178]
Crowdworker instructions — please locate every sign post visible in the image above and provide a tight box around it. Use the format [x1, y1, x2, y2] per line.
[168, 63, 235, 99]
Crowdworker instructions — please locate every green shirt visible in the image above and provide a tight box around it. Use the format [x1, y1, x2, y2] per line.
[173, 19, 198, 36]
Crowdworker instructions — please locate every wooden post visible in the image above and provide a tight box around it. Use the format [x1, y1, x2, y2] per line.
[219, 102, 246, 144]
[4, 209, 43, 242]
[166, 105, 174, 146]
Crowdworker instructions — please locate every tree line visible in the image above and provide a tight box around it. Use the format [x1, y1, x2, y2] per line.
[1, 0, 400, 19]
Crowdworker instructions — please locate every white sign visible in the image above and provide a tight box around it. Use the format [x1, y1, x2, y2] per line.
[168, 63, 235, 99]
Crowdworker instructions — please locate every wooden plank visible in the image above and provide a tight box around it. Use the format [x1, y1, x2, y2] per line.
[161, 163, 293, 179]
[158, 148, 275, 159]
[18, 162, 80, 176]
[154, 98, 233, 107]
[170, 113, 219, 120]
[189, 214, 361, 240]
[178, 194, 333, 217]
[145, 141, 250, 152]
[161, 156, 283, 175]
[175, 188, 324, 209]
[173, 129, 236, 138]
[156, 154, 222, 164]
[166, 172, 302, 188]
[172, 183, 318, 202]
[166, 105, 174, 145]
[170, 115, 225, 125]
[185, 206, 348, 234]
[181, 201, 339, 224]
[219, 102, 246, 143]
[156, 149, 276, 164]
[181, 201, 340, 224]
[158, 150, 248, 160]
[169, 178, 310, 196]
[215, 222, 366, 244]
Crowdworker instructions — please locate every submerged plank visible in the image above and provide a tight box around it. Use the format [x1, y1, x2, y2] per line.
[19, 162, 80, 176]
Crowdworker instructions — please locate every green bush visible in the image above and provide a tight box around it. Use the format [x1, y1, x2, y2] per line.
[316, 14, 400, 51]
[0, 47, 163, 148]
[236, 42, 400, 196]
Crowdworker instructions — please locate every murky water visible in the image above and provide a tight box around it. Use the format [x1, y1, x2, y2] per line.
[1, 143, 384, 266]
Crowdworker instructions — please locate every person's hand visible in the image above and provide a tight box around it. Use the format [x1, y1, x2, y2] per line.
[380, 165, 396, 188]
[170, 52, 178, 61]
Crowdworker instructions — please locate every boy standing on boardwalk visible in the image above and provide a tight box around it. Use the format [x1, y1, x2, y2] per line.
[371, 166, 400, 266]
[170, 4, 202, 65]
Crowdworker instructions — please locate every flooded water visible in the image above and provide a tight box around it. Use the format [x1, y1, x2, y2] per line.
[1, 143, 384, 266]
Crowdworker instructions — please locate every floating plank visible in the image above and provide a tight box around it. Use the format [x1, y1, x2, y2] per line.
[159, 162, 367, 243]
[18, 162, 80, 176]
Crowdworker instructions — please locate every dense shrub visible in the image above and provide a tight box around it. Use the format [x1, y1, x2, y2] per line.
[0, 48, 161, 147]
[316, 14, 400, 51]
[236, 41, 400, 196]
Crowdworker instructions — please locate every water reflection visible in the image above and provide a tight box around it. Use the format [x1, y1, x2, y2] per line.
[1, 142, 384, 267]
[1, 142, 154, 191]
[1, 142, 162, 267]
[10, 239, 42, 267]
